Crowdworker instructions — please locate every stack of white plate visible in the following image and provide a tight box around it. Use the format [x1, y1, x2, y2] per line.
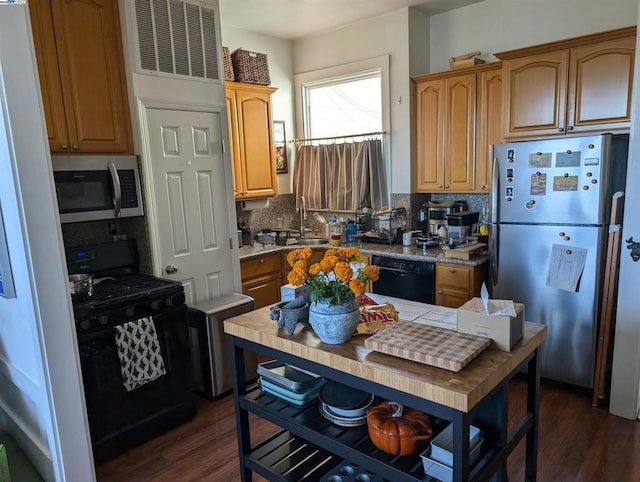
[318, 381, 374, 427]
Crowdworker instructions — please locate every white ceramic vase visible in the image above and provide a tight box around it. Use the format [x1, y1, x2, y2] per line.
[309, 297, 359, 344]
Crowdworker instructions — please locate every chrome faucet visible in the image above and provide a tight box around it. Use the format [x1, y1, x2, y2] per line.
[300, 196, 307, 237]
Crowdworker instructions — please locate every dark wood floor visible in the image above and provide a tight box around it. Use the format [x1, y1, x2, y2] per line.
[96, 378, 640, 481]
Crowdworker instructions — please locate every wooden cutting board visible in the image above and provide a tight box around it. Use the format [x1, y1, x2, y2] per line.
[364, 321, 491, 372]
[442, 242, 486, 260]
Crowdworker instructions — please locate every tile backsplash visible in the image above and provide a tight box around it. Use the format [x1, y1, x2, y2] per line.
[236, 192, 489, 241]
[61, 216, 152, 274]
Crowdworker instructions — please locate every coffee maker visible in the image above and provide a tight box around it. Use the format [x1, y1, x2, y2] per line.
[422, 200, 467, 237]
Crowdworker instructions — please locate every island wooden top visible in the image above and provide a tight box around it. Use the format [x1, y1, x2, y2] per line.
[224, 307, 546, 412]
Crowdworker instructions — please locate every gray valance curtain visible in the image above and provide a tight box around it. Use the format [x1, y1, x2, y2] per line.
[293, 139, 388, 211]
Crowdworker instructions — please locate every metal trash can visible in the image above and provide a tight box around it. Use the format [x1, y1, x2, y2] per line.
[187, 293, 255, 399]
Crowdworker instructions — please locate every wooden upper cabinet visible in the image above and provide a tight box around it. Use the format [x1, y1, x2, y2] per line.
[568, 36, 635, 133]
[497, 26, 635, 140]
[476, 66, 503, 193]
[413, 64, 501, 194]
[445, 73, 476, 192]
[226, 82, 278, 200]
[29, 0, 68, 151]
[502, 50, 568, 138]
[413, 79, 445, 192]
[30, 0, 133, 154]
[225, 89, 243, 199]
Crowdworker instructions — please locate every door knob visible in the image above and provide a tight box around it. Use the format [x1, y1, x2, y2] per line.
[165, 265, 178, 274]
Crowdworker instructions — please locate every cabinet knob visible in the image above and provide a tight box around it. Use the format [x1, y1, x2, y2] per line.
[438, 184, 443, 189]
[72, 144, 79, 150]
[558, 128, 564, 132]
[444, 184, 449, 189]
[449, 268, 455, 273]
[61, 144, 68, 149]
[481, 184, 486, 189]
[259, 258, 264, 263]
[568, 126, 574, 131]
[438, 290, 443, 294]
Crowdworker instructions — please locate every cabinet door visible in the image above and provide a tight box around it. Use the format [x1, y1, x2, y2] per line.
[413, 79, 445, 191]
[503, 50, 569, 138]
[29, 0, 70, 152]
[567, 36, 635, 133]
[225, 90, 243, 198]
[50, 0, 132, 153]
[235, 88, 278, 199]
[242, 273, 282, 309]
[435, 288, 469, 309]
[445, 74, 476, 192]
[476, 67, 502, 193]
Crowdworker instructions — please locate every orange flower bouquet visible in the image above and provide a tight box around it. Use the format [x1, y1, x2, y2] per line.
[286, 247, 380, 306]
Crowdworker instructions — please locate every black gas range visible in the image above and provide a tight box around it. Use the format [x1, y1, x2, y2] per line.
[67, 240, 185, 329]
[66, 240, 196, 464]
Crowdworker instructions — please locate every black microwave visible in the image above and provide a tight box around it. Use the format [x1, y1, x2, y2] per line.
[52, 155, 144, 223]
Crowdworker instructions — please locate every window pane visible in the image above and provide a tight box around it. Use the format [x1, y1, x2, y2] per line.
[307, 76, 381, 138]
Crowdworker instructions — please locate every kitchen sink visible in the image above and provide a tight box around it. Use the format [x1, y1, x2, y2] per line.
[295, 238, 329, 245]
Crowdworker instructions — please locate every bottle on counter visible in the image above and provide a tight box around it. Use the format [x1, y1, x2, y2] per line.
[339, 217, 347, 243]
[329, 217, 341, 246]
[346, 219, 357, 243]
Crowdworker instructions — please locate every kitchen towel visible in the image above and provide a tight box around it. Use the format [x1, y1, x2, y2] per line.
[114, 317, 166, 391]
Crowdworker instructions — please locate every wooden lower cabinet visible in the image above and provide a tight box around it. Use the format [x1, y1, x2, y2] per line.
[241, 252, 282, 309]
[435, 262, 486, 308]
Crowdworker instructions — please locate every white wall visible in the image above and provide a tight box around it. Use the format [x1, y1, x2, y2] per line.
[610, 2, 640, 420]
[429, 0, 637, 72]
[0, 4, 94, 481]
[294, 8, 415, 195]
[220, 27, 295, 195]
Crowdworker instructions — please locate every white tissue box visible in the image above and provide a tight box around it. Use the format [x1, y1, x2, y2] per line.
[280, 284, 310, 302]
[457, 297, 524, 351]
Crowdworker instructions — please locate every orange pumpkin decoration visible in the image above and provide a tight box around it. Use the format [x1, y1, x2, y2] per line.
[366, 401, 433, 455]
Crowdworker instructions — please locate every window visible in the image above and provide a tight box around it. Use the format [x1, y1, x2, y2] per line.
[303, 74, 382, 139]
[293, 56, 390, 211]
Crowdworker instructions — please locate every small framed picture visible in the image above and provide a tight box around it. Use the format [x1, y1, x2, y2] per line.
[273, 120, 288, 174]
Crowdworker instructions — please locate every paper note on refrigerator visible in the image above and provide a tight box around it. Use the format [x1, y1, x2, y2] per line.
[546, 244, 587, 292]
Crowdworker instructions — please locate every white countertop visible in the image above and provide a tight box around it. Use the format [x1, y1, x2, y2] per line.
[364, 293, 458, 330]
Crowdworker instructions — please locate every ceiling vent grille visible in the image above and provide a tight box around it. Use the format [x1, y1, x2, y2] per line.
[134, 0, 221, 81]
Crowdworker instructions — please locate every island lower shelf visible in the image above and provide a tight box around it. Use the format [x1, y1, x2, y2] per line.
[240, 383, 503, 481]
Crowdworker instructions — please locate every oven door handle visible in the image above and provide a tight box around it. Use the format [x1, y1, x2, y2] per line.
[108, 161, 122, 217]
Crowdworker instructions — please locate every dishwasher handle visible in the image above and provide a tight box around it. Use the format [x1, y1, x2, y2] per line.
[379, 266, 411, 275]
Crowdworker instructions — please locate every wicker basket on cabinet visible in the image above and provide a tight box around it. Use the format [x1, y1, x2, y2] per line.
[231, 48, 271, 85]
[222, 46, 234, 81]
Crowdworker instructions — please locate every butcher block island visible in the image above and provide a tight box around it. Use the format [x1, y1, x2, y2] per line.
[224, 304, 546, 482]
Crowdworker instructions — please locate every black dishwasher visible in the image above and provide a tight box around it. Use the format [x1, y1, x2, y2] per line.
[371, 255, 435, 304]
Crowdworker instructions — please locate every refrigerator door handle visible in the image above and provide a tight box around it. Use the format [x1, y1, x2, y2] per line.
[489, 155, 499, 224]
[489, 223, 498, 288]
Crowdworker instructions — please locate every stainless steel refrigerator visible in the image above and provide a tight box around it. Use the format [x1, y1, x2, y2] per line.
[490, 134, 628, 388]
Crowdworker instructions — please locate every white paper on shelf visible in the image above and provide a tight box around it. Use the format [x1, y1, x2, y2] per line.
[480, 283, 516, 316]
[545, 244, 587, 292]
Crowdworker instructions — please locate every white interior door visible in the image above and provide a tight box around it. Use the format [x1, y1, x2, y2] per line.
[146, 108, 235, 305]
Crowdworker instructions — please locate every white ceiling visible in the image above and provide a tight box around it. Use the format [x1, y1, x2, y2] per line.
[218, 0, 484, 40]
